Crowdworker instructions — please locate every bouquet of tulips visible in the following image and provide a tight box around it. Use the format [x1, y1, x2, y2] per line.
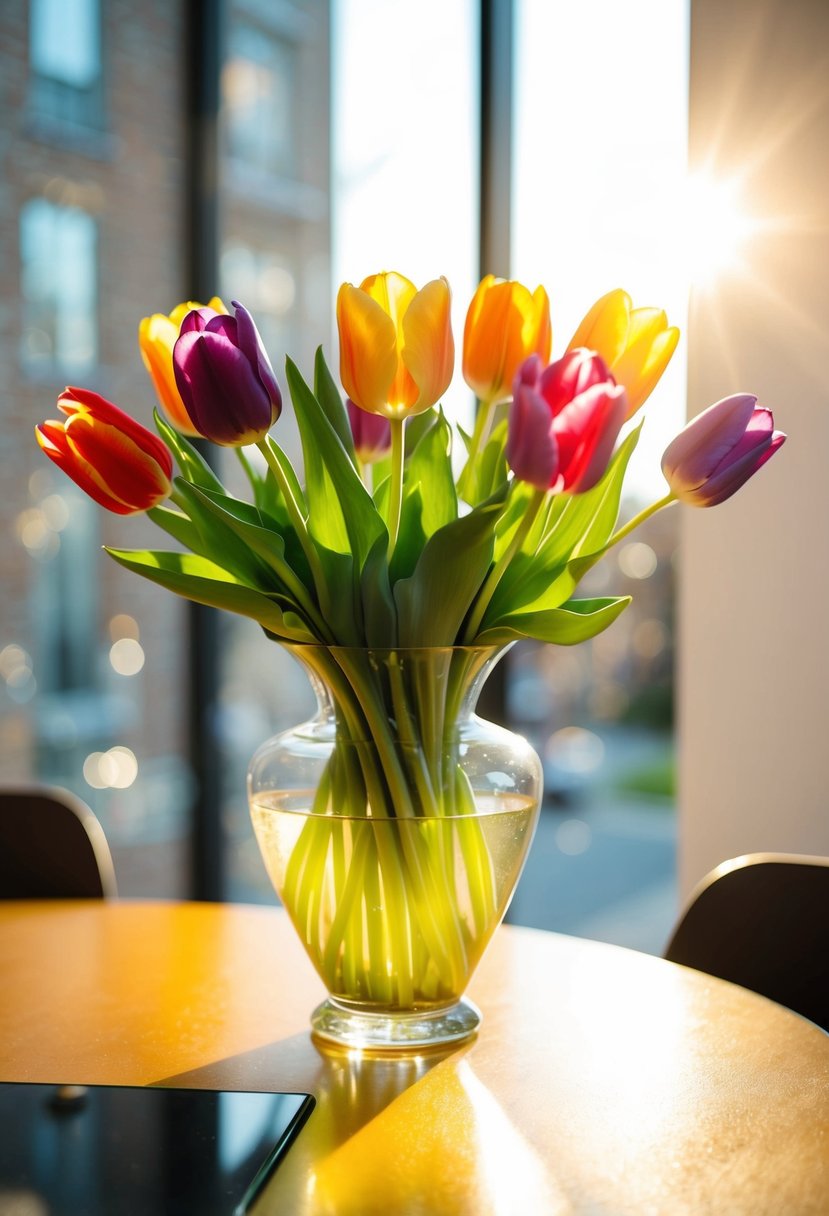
[35, 272, 785, 1012]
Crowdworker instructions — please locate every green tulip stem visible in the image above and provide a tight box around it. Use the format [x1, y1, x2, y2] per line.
[463, 484, 547, 642]
[607, 491, 676, 549]
[386, 416, 406, 558]
[469, 395, 497, 461]
[256, 438, 331, 609]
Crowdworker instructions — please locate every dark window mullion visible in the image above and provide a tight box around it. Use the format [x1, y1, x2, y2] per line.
[185, 0, 225, 901]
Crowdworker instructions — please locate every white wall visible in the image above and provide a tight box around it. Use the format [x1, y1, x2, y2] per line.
[679, 0, 829, 893]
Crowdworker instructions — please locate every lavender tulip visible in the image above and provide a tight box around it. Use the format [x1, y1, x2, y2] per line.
[173, 300, 281, 446]
[661, 393, 786, 507]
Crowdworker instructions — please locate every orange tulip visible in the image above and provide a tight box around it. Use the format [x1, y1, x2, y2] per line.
[337, 272, 454, 419]
[462, 276, 552, 404]
[36, 387, 173, 515]
[139, 297, 226, 435]
[567, 289, 679, 418]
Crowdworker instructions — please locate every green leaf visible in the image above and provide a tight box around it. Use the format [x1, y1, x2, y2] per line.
[153, 409, 224, 493]
[285, 358, 387, 567]
[172, 479, 276, 590]
[361, 532, 398, 646]
[146, 505, 203, 553]
[105, 548, 315, 640]
[182, 484, 319, 609]
[235, 447, 291, 530]
[314, 347, 355, 460]
[391, 411, 458, 583]
[477, 596, 631, 646]
[488, 426, 643, 616]
[394, 489, 507, 646]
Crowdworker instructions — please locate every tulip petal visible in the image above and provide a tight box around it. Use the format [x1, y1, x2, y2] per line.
[174, 331, 275, 445]
[60, 387, 173, 475]
[36, 421, 136, 513]
[360, 271, 418, 335]
[231, 299, 282, 418]
[617, 325, 680, 417]
[568, 289, 631, 366]
[506, 385, 559, 490]
[700, 431, 787, 505]
[555, 383, 628, 493]
[64, 413, 173, 508]
[138, 314, 202, 437]
[661, 394, 758, 493]
[400, 277, 454, 415]
[337, 283, 398, 415]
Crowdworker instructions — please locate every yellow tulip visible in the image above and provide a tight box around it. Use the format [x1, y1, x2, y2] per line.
[462, 275, 552, 405]
[568, 289, 679, 418]
[138, 297, 226, 435]
[336, 272, 454, 420]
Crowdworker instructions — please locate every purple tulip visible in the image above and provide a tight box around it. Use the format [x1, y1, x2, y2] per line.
[347, 399, 391, 464]
[506, 352, 627, 493]
[173, 300, 281, 446]
[661, 393, 786, 507]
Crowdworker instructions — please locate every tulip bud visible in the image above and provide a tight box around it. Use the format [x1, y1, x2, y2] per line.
[661, 393, 786, 507]
[347, 400, 391, 464]
[337, 272, 454, 419]
[463, 276, 552, 405]
[173, 300, 282, 446]
[507, 353, 627, 495]
[36, 387, 173, 514]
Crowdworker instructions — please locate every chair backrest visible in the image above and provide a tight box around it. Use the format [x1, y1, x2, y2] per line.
[664, 853, 829, 1032]
[0, 785, 117, 899]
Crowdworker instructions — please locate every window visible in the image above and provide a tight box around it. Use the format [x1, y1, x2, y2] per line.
[28, 0, 105, 135]
[20, 199, 98, 374]
[223, 22, 297, 179]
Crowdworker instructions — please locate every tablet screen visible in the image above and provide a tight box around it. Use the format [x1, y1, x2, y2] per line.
[0, 1082, 314, 1215]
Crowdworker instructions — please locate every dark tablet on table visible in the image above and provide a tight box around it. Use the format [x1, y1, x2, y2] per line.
[0, 1081, 314, 1215]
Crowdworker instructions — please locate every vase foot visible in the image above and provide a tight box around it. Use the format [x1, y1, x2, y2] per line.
[310, 996, 481, 1053]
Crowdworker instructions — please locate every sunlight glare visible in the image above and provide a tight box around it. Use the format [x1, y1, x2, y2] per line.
[684, 173, 758, 288]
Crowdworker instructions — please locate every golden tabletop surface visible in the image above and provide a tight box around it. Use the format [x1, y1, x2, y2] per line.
[0, 899, 827, 1215]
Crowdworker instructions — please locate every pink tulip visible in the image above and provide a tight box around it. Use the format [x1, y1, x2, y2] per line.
[506, 351, 628, 493]
[347, 399, 392, 464]
[661, 393, 786, 507]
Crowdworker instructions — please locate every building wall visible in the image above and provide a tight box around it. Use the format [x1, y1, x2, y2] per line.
[0, 0, 191, 894]
[679, 0, 829, 892]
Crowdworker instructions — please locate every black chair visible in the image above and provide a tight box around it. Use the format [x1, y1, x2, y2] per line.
[664, 852, 829, 1032]
[0, 785, 117, 898]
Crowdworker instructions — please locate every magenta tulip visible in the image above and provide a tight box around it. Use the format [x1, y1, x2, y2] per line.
[661, 393, 786, 507]
[507, 351, 628, 493]
[347, 399, 392, 464]
[173, 300, 281, 446]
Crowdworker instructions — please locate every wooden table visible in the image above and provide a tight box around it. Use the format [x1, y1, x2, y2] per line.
[1, 900, 827, 1215]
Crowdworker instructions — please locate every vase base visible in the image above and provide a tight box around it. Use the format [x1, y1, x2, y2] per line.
[310, 996, 481, 1053]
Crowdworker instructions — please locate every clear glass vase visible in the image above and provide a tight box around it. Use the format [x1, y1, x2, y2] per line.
[247, 645, 542, 1051]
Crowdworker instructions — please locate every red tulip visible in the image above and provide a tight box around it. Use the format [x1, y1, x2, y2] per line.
[36, 387, 173, 514]
[507, 352, 628, 493]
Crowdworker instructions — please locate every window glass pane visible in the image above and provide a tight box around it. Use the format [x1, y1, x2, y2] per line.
[20, 199, 98, 373]
[509, 0, 689, 953]
[30, 0, 101, 88]
[224, 23, 296, 177]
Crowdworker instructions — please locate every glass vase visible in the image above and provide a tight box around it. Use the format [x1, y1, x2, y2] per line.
[247, 645, 542, 1051]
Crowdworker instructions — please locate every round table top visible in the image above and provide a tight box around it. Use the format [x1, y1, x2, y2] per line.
[1, 899, 827, 1215]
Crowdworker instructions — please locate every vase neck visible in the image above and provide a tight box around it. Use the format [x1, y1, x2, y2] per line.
[285, 644, 510, 735]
